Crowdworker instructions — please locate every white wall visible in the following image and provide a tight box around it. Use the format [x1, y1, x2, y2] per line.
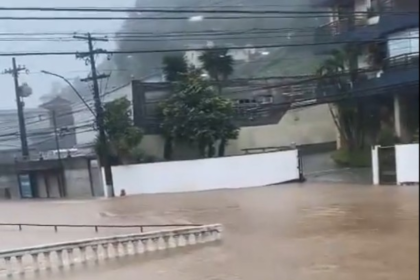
[138, 104, 336, 160]
[226, 104, 336, 155]
[371, 144, 419, 185]
[372, 146, 380, 185]
[395, 144, 419, 185]
[108, 149, 300, 196]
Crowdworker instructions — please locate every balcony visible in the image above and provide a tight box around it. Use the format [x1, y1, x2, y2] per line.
[360, 52, 419, 89]
[311, 0, 354, 7]
[314, 16, 379, 54]
[314, 0, 419, 54]
[316, 53, 419, 101]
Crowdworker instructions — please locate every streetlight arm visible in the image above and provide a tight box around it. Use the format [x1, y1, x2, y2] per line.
[41, 70, 96, 117]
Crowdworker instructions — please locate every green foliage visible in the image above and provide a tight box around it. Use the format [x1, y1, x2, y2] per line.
[159, 70, 239, 157]
[199, 47, 234, 92]
[162, 55, 189, 82]
[377, 127, 399, 146]
[198, 47, 235, 156]
[95, 97, 144, 164]
[316, 49, 351, 90]
[316, 48, 367, 151]
[331, 149, 372, 168]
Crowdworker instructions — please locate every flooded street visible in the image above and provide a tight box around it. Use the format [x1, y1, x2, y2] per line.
[1, 183, 418, 280]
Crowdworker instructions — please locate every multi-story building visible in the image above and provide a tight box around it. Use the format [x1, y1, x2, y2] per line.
[313, 0, 419, 143]
[0, 108, 50, 158]
[76, 78, 335, 160]
[0, 97, 77, 163]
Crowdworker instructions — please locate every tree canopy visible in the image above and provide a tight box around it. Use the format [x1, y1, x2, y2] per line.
[162, 54, 189, 82]
[316, 48, 368, 151]
[159, 69, 239, 157]
[95, 97, 144, 164]
[199, 47, 234, 92]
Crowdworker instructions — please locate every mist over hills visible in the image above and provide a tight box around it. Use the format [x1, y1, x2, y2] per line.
[47, 0, 324, 102]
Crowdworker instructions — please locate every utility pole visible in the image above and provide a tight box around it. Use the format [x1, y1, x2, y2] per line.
[52, 110, 66, 198]
[2, 58, 29, 158]
[74, 33, 114, 197]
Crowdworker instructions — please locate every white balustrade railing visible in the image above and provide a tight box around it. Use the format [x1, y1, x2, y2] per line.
[0, 224, 222, 277]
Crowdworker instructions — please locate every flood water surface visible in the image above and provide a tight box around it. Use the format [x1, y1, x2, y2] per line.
[1, 183, 418, 280]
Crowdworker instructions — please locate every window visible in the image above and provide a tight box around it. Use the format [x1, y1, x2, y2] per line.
[387, 28, 419, 57]
[259, 96, 274, 104]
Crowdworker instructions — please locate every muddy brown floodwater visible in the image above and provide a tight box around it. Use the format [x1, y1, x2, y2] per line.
[1, 183, 419, 280]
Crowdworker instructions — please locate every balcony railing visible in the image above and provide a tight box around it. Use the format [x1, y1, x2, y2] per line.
[316, 0, 404, 39]
[384, 52, 420, 70]
[317, 15, 370, 38]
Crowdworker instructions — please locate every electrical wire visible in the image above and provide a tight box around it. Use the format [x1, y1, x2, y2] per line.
[0, 7, 417, 15]
[1, 61, 416, 139]
[1, 36, 419, 57]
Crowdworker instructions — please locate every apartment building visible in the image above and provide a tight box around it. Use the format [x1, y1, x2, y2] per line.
[313, 0, 419, 142]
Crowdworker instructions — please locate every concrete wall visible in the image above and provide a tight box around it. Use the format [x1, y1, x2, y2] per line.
[0, 174, 18, 199]
[372, 144, 419, 185]
[63, 158, 104, 198]
[108, 149, 300, 197]
[36, 172, 61, 199]
[225, 104, 336, 154]
[0, 157, 104, 200]
[139, 104, 336, 159]
[64, 160, 92, 198]
[395, 144, 419, 185]
[140, 135, 201, 160]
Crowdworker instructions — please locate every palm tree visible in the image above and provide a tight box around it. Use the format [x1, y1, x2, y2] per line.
[162, 54, 188, 82]
[316, 48, 365, 151]
[199, 47, 235, 157]
[199, 47, 234, 94]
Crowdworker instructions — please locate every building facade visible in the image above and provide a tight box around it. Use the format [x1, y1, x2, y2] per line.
[78, 79, 335, 160]
[313, 0, 419, 143]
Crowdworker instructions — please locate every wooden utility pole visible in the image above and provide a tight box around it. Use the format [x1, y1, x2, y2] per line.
[74, 33, 114, 197]
[2, 58, 29, 157]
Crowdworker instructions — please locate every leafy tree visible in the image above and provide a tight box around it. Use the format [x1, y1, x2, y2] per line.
[95, 97, 143, 165]
[316, 48, 367, 151]
[161, 55, 190, 160]
[199, 47, 235, 156]
[159, 69, 239, 158]
[199, 47, 234, 94]
[162, 54, 189, 82]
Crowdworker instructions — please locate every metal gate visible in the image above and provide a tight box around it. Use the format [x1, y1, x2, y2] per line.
[378, 146, 397, 185]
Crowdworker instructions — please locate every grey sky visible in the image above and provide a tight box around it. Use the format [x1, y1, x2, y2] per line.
[0, 0, 135, 109]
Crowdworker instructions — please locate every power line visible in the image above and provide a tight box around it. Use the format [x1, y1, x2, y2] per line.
[0, 28, 318, 37]
[0, 6, 416, 15]
[0, 15, 348, 20]
[2, 36, 419, 57]
[3, 61, 413, 138]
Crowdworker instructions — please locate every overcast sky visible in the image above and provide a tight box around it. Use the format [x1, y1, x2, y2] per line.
[0, 0, 136, 110]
